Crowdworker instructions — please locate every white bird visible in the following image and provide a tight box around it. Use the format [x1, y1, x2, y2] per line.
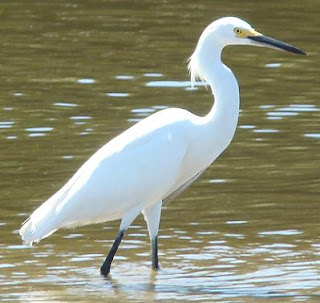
[19, 17, 305, 276]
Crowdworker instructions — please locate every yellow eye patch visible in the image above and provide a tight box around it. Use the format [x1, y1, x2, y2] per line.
[234, 27, 262, 38]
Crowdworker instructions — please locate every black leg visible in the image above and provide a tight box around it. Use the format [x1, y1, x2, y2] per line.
[100, 230, 125, 276]
[151, 236, 159, 270]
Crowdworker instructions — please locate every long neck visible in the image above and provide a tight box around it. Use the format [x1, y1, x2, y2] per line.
[206, 59, 240, 133]
[198, 47, 240, 152]
[187, 27, 240, 168]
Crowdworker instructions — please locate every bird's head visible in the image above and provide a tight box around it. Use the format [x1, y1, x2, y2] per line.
[212, 17, 305, 54]
[189, 17, 306, 85]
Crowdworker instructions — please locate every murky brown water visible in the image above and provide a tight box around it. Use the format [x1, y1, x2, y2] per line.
[1, 0, 319, 302]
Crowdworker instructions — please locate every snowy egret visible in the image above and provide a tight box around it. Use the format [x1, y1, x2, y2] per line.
[19, 17, 305, 276]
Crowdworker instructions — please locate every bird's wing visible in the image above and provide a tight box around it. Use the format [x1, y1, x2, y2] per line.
[163, 167, 207, 205]
[53, 109, 195, 225]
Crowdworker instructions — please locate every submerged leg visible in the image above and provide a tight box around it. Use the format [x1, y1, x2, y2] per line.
[142, 200, 162, 270]
[100, 206, 141, 276]
[100, 230, 125, 276]
[151, 236, 159, 270]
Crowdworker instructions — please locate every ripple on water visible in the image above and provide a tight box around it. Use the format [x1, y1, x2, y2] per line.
[0, 121, 14, 129]
[185, 86, 199, 91]
[29, 133, 46, 138]
[25, 127, 53, 132]
[143, 72, 163, 77]
[260, 105, 275, 109]
[64, 234, 83, 239]
[267, 112, 299, 117]
[54, 102, 77, 107]
[277, 104, 319, 112]
[224, 233, 245, 239]
[152, 105, 167, 110]
[267, 117, 282, 120]
[265, 63, 282, 68]
[304, 133, 320, 139]
[239, 124, 255, 129]
[259, 229, 303, 237]
[77, 78, 96, 84]
[263, 243, 296, 248]
[79, 127, 94, 136]
[253, 129, 279, 133]
[131, 108, 155, 117]
[6, 136, 17, 140]
[0, 263, 15, 268]
[70, 255, 101, 262]
[180, 253, 215, 261]
[70, 116, 92, 121]
[62, 155, 74, 160]
[25, 127, 53, 138]
[7, 245, 31, 250]
[106, 92, 130, 97]
[13, 92, 24, 97]
[226, 220, 247, 225]
[197, 231, 218, 236]
[116, 75, 134, 80]
[12, 272, 27, 276]
[208, 179, 227, 183]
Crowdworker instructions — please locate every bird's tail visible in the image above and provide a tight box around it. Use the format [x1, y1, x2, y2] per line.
[19, 188, 67, 245]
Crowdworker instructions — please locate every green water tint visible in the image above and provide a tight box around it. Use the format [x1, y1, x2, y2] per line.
[0, 0, 319, 301]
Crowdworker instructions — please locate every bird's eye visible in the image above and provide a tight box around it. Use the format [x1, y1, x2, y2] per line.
[234, 28, 242, 35]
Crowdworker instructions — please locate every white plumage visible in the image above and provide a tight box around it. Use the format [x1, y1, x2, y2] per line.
[20, 106, 230, 244]
[19, 17, 305, 275]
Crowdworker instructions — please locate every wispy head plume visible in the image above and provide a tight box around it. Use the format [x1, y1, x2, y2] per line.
[188, 50, 207, 88]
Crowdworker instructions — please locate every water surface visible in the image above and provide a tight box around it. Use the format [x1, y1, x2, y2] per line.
[1, 0, 319, 302]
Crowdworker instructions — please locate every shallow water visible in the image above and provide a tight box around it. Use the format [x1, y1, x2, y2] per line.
[1, 0, 319, 302]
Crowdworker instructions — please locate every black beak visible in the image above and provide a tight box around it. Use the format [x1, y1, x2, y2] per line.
[248, 35, 306, 55]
